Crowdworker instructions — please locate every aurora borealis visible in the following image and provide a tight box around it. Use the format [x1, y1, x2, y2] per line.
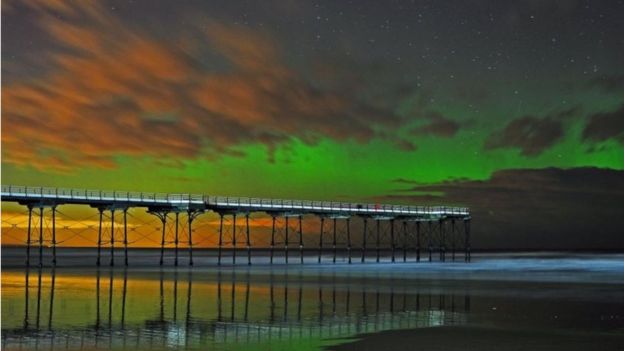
[2, 0, 624, 248]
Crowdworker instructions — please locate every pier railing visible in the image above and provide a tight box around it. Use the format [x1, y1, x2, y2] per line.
[1, 185, 469, 216]
[207, 196, 469, 216]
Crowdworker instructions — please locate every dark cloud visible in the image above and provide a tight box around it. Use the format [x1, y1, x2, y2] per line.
[394, 140, 418, 152]
[582, 104, 624, 145]
[484, 107, 579, 156]
[390, 178, 427, 185]
[411, 112, 460, 138]
[380, 167, 624, 249]
[586, 75, 624, 94]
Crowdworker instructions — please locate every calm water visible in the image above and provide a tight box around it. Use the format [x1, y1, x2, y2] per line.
[2, 249, 624, 350]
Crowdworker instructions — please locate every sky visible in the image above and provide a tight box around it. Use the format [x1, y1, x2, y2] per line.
[2, 0, 624, 249]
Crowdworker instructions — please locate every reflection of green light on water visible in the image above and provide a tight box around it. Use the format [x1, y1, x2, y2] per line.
[1, 270, 466, 351]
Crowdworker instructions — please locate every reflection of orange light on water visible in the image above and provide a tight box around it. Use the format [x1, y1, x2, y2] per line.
[2, 270, 274, 296]
[1, 270, 281, 330]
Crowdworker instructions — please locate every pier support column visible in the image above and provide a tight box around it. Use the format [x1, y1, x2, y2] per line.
[451, 219, 456, 262]
[146, 210, 170, 266]
[361, 218, 367, 263]
[232, 214, 237, 265]
[218, 214, 224, 266]
[174, 212, 180, 266]
[188, 212, 194, 266]
[318, 217, 324, 263]
[187, 210, 204, 266]
[332, 218, 337, 264]
[26, 205, 33, 267]
[123, 209, 129, 266]
[390, 219, 395, 263]
[51, 206, 57, 266]
[402, 221, 407, 263]
[416, 221, 421, 262]
[38, 206, 44, 268]
[285, 216, 289, 264]
[246, 214, 251, 265]
[464, 218, 471, 262]
[97, 208, 103, 266]
[270, 216, 275, 264]
[428, 221, 433, 262]
[298, 216, 304, 264]
[159, 213, 166, 266]
[439, 219, 445, 262]
[110, 209, 115, 267]
[375, 219, 380, 263]
[346, 218, 352, 264]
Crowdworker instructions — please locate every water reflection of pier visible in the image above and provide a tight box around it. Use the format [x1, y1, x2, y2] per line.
[3, 268, 470, 350]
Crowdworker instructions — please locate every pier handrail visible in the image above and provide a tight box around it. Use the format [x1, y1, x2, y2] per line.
[1, 185, 469, 217]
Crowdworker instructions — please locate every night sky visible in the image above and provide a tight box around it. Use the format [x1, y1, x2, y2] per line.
[2, 0, 624, 249]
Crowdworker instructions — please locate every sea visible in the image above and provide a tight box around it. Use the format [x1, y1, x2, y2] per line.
[1, 247, 623, 350]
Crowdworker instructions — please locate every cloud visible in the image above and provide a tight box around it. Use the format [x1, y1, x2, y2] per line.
[2, 1, 412, 171]
[410, 112, 460, 138]
[390, 178, 427, 186]
[586, 75, 624, 94]
[582, 104, 624, 145]
[380, 167, 624, 249]
[393, 140, 417, 152]
[483, 107, 579, 156]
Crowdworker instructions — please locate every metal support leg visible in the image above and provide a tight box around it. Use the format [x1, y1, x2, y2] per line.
[188, 211, 194, 266]
[298, 216, 304, 264]
[159, 213, 166, 266]
[464, 219, 471, 262]
[174, 212, 179, 266]
[439, 219, 445, 262]
[402, 221, 407, 263]
[110, 209, 115, 267]
[26, 205, 33, 267]
[24, 266, 30, 329]
[451, 219, 456, 262]
[376, 219, 380, 263]
[246, 214, 251, 265]
[285, 216, 289, 264]
[51, 206, 57, 266]
[428, 221, 433, 262]
[97, 209, 103, 266]
[318, 217, 324, 263]
[332, 218, 337, 264]
[346, 218, 351, 264]
[124, 209, 128, 266]
[38, 207, 43, 268]
[232, 214, 237, 265]
[218, 214, 223, 266]
[361, 218, 367, 263]
[416, 221, 421, 262]
[390, 219, 395, 263]
[270, 216, 275, 264]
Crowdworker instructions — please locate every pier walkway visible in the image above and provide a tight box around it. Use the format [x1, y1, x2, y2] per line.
[1, 185, 471, 266]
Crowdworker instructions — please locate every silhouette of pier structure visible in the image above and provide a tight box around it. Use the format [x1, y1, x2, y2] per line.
[2, 185, 471, 266]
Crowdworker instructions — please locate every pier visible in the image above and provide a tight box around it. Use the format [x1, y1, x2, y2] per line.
[1, 185, 471, 266]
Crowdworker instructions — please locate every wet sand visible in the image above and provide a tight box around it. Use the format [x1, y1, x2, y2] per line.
[328, 326, 624, 351]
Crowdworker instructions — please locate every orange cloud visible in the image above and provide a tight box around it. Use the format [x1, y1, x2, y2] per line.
[2, 1, 406, 171]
